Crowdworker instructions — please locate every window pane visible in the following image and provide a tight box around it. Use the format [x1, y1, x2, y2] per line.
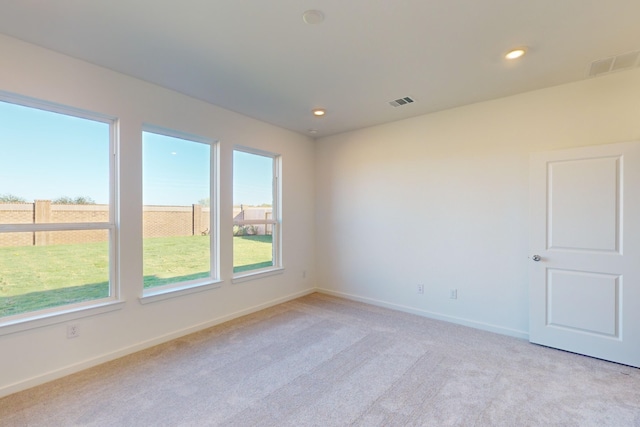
[0, 230, 110, 318]
[233, 228, 274, 273]
[0, 101, 110, 209]
[143, 234, 210, 288]
[143, 131, 211, 288]
[233, 150, 275, 273]
[0, 99, 114, 321]
[233, 151, 273, 207]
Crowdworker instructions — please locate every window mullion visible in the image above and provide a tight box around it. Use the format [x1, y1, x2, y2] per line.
[233, 219, 277, 225]
[0, 222, 112, 233]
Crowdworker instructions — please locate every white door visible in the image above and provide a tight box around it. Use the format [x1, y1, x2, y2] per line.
[529, 140, 640, 367]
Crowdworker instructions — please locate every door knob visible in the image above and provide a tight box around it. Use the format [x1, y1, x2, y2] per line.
[532, 255, 541, 262]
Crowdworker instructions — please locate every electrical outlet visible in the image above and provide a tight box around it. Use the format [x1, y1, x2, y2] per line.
[450, 289, 458, 299]
[417, 284, 424, 294]
[67, 324, 79, 339]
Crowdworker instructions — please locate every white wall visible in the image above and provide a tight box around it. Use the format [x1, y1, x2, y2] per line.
[0, 34, 316, 397]
[4, 30, 640, 398]
[315, 68, 640, 338]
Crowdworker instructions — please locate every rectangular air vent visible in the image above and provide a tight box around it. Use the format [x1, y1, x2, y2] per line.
[588, 51, 640, 77]
[389, 96, 415, 107]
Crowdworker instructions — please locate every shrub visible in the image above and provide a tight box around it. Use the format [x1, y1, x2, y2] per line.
[0, 194, 27, 203]
[53, 196, 96, 205]
[233, 225, 244, 236]
[233, 225, 258, 236]
[244, 225, 258, 235]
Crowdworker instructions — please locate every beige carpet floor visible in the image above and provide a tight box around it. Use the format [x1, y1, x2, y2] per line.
[1, 292, 639, 426]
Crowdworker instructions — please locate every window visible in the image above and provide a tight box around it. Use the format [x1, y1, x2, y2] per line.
[233, 147, 281, 276]
[0, 96, 117, 322]
[142, 127, 218, 296]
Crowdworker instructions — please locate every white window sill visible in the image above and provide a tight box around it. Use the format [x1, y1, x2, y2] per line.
[0, 299, 125, 337]
[139, 279, 223, 305]
[232, 267, 284, 284]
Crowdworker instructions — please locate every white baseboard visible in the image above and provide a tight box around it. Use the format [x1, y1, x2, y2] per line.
[0, 288, 316, 398]
[1, 286, 529, 398]
[316, 288, 529, 340]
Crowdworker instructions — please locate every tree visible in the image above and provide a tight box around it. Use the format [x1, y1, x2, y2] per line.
[197, 197, 210, 206]
[53, 196, 96, 205]
[0, 194, 27, 203]
[73, 196, 96, 205]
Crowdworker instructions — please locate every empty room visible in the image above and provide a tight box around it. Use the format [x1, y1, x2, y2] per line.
[1, 1, 639, 426]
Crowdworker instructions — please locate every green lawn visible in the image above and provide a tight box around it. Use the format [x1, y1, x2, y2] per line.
[143, 235, 211, 288]
[0, 240, 110, 318]
[0, 234, 273, 318]
[233, 235, 273, 273]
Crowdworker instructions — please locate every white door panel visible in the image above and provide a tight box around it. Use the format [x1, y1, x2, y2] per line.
[548, 156, 620, 252]
[530, 141, 640, 367]
[546, 269, 619, 336]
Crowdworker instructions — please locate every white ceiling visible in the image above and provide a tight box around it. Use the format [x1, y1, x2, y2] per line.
[1, 1, 640, 138]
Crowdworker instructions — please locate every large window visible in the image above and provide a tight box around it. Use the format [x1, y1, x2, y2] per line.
[142, 127, 217, 295]
[0, 96, 116, 321]
[233, 147, 281, 276]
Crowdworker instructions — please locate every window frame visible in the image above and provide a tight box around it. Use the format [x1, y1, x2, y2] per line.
[232, 146, 282, 282]
[0, 92, 122, 334]
[139, 124, 220, 303]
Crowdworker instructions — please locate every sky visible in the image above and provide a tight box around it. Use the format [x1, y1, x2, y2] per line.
[1, 100, 272, 206]
[0, 100, 110, 204]
[233, 150, 273, 206]
[142, 131, 210, 205]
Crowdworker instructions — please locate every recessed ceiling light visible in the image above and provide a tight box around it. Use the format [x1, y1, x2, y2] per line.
[312, 108, 326, 117]
[505, 48, 527, 60]
[302, 10, 324, 25]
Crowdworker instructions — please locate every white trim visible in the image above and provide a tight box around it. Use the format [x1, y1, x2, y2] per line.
[0, 288, 315, 399]
[0, 286, 532, 398]
[233, 144, 278, 159]
[274, 159, 282, 270]
[142, 123, 216, 146]
[232, 267, 284, 284]
[0, 96, 120, 326]
[233, 219, 277, 225]
[210, 140, 220, 283]
[141, 127, 220, 297]
[139, 280, 223, 304]
[315, 288, 530, 340]
[232, 147, 282, 277]
[0, 222, 112, 232]
[0, 90, 116, 124]
[110, 117, 120, 302]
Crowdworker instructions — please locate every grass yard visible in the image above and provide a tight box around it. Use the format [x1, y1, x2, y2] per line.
[0, 234, 273, 318]
[143, 235, 211, 288]
[0, 241, 110, 318]
[233, 234, 273, 273]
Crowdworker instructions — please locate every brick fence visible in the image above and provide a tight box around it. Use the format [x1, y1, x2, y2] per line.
[0, 201, 216, 247]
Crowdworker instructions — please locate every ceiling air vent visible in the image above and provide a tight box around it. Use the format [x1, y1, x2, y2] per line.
[389, 96, 415, 107]
[587, 50, 640, 77]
